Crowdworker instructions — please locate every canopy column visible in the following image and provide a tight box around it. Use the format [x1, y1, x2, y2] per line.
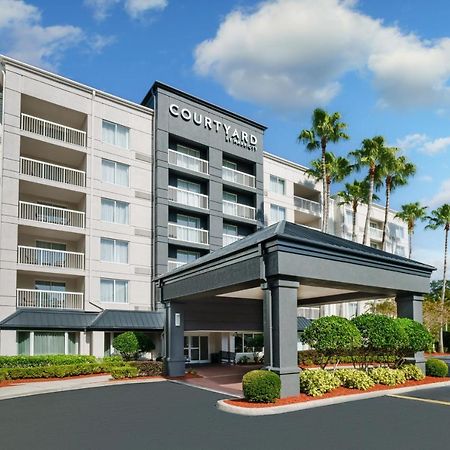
[164, 301, 185, 377]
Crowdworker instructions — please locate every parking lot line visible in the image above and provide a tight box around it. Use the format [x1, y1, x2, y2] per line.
[387, 393, 450, 407]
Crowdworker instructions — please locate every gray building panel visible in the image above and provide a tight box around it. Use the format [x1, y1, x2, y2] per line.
[90, 310, 165, 331]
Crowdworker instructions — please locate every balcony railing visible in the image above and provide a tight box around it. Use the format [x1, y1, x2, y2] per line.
[16, 289, 84, 310]
[167, 260, 187, 271]
[18, 246, 85, 270]
[19, 201, 85, 228]
[168, 186, 209, 210]
[222, 167, 256, 188]
[370, 227, 383, 240]
[294, 196, 321, 216]
[21, 113, 86, 147]
[20, 157, 86, 188]
[168, 149, 209, 175]
[223, 200, 256, 220]
[168, 223, 209, 245]
[223, 234, 244, 246]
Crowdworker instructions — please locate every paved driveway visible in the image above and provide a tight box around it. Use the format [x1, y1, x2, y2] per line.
[0, 381, 449, 450]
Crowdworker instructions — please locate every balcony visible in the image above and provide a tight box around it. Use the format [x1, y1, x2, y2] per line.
[370, 227, 383, 241]
[223, 201, 256, 220]
[20, 157, 86, 188]
[19, 201, 85, 229]
[167, 260, 187, 271]
[21, 113, 86, 147]
[223, 234, 244, 246]
[222, 167, 256, 188]
[294, 196, 321, 217]
[168, 149, 209, 175]
[168, 186, 209, 210]
[168, 223, 209, 245]
[16, 289, 84, 310]
[17, 246, 85, 270]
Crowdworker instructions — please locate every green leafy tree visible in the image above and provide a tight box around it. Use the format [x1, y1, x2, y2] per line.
[113, 332, 140, 361]
[298, 108, 349, 233]
[395, 318, 434, 361]
[395, 202, 428, 258]
[366, 299, 397, 317]
[135, 332, 155, 353]
[426, 204, 450, 352]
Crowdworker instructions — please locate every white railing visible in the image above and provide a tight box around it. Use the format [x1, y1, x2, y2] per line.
[168, 186, 209, 210]
[21, 113, 86, 147]
[19, 201, 85, 228]
[168, 149, 209, 175]
[222, 167, 256, 188]
[16, 289, 84, 310]
[294, 196, 321, 216]
[223, 234, 244, 246]
[223, 200, 256, 220]
[20, 157, 86, 187]
[167, 260, 187, 271]
[370, 227, 383, 240]
[17, 246, 85, 270]
[168, 223, 209, 245]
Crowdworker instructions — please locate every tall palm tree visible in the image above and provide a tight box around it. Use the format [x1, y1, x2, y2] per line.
[350, 136, 390, 245]
[298, 108, 349, 233]
[426, 204, 450, 353]
[336, 180, 375, 242]
[395, 202, 427, 258]
[379, 151, 416, 249]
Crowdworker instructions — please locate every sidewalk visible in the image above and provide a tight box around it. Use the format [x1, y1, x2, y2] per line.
[0, 375, 165, 401]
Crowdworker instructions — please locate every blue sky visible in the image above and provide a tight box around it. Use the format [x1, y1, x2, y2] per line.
[1, 0, 450, 275]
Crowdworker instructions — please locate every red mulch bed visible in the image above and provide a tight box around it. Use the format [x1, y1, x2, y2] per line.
[0, 373, 110, 388]
[225, 376, 450, 409]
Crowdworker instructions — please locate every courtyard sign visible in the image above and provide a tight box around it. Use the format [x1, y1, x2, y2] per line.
[169, 103, 258, 152]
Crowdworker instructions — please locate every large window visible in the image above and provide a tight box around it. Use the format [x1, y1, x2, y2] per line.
[270, 175, 285, 195]
[100, 238, 128, 263]
[223, 223, 238, 236]
[101, 198, 129, 224]
[102, 159, 129, 186]
[223, 159, 238, 170]
[18, 331, 78, 355]
[223, 191, 238, 203]
[234, 333, 263, 353]
[177, 144, 201, 159]
[270, 204, 286, 224]
[100, 278, 128, 303]
[177, 178, 201, 193]
[176, 214, 200, 229]
[176, 249, 199, 264]
[102, 120, 129, 149]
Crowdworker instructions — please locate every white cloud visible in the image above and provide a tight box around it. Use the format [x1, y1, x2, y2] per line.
[84, 0, 167, 20]
[396, 133, 428, 151]
[194, 0, 450, 110]
[425, 178, 450, 208]
[419, 175, 433, 183]
[88, 34, 117, 53]
[84, 0, 120, 21]
[396, 133, 450, 155]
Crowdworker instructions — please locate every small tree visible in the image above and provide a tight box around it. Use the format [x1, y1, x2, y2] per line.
[135, 332, 155, 354]
[395, 318, 434, 365]
[246, 334, 264, 363]
[113, 332, 140, 361]
[366, 299, 397, 317]
[301, 316, 361, 369]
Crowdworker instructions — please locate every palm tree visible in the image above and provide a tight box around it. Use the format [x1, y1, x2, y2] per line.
[395, 202, 427, 258]
[336, 180, 375, 242]
[350, 136, 390, 245]
[307, 152, 353, 224]
[379, 151, 416, 249]
[298, 108, 349, 233]
[426, 204, 450, 352]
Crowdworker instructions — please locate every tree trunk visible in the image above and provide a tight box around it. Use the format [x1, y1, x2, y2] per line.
[321, 142, 328, 233]
[363, 168, 375, 245]
[408, 227, 413, 259]
[352, 202, 357, 242]
[382, 179, 391, 250]
[439, 226, 449, 353]
[326, 179, 331, 234]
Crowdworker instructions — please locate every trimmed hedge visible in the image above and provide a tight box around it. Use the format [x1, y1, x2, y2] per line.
[110, 366, 139, 379]
[335, 369, 374, 390]
[0, 355, 97, 368]
[299, 369, 341, 397]
[298, 350, 396, 366]
[426, 358, 449, 377]
[369, 368, 406, 386]
[242, 370, 281, 403]
[401, 364, 425, 381]
[129, 361, 163, 377]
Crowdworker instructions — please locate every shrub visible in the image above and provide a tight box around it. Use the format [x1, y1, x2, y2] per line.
[301, 316, 361, 368]
[335, 369, 375, 390]
[110, 366, 139, 379]
[369, 367, 406, 386]
[129, 361, 163, 377]
[242, 370, 281, 403]
[113, 332, 140, 360]
[426, 358, 449, 377]
[0, 355, 96, 368]
[395, 318, 434, 357]
[299, 369, 341, 397]
[135, 333, 155, 353]
[297, 350, 396, 367]
[401, 364, 425, 381]
[101, 356, 124, 366]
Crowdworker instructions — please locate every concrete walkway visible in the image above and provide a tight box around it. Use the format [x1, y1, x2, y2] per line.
[0, 375, 165, 401]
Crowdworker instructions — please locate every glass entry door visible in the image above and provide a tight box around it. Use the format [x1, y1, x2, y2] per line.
[184, 335, 209, 363]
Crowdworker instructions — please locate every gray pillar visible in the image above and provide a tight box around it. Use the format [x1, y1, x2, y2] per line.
[164, 301, 185, 377]
[262, 283, 273, 369]
[266, 278, 300, 398]
[395, 294, 426, 373]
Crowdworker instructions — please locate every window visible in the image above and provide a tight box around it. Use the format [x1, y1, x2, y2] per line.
[36, 241, 67, 266]
[223, 223, 238, 236]
[102, 120, 129, 149]
[17, 331, 78, 355]
[101, 238, 128, 263]
[223, 191, 238, 203]
[370, 241, 381, 250]
[35, 280, 65, 291]
[176, 249, 199, 264]
[270, 175, 285, 195]
[101, 198, 129, 224]
[177, 144, 200, 159]
[100, 279, 128, 303]
[223, 159, 237, 170]
[234, 333, 263, 353]
[102, 159, 129, 186]
[177, 179, 201, 193]
[176, 214, 200, 229]
[370, 221, 381, 229]
[270, 204, 286, 224]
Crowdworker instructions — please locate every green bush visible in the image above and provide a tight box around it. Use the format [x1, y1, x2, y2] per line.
[299, 369, 341, 397]
[401, 364, 425, 381]
[298, 349, 396, 366]
[242, 370, 281, 403]
[369, 367, 406, 386]
[135, 333, 155, 353]
[130, 361, 163, 377]
[395, 318, 434, 357]
[101, 355, 124, 366]
[301, 316, 362, 368]
[426, 358, 449, 377]
[0, 355, 96, 368]
[113, 332, 140, 360]
[110, 366, 139, 379]
[335, 369, 375, 390]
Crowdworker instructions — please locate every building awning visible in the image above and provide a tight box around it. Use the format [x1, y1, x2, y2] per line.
[297, 316, 311, 332]
[89, 310, 165, 331]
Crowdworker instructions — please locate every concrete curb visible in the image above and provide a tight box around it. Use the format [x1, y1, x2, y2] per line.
[216, 380, 450, 416]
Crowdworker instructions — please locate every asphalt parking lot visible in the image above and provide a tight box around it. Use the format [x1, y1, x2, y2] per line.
[0, 381, 449, 450]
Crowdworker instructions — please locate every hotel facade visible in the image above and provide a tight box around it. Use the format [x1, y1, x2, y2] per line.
[0, 56, 410, 362]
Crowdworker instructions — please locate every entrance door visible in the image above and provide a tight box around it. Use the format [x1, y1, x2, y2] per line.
[184, 335, 209, 363]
